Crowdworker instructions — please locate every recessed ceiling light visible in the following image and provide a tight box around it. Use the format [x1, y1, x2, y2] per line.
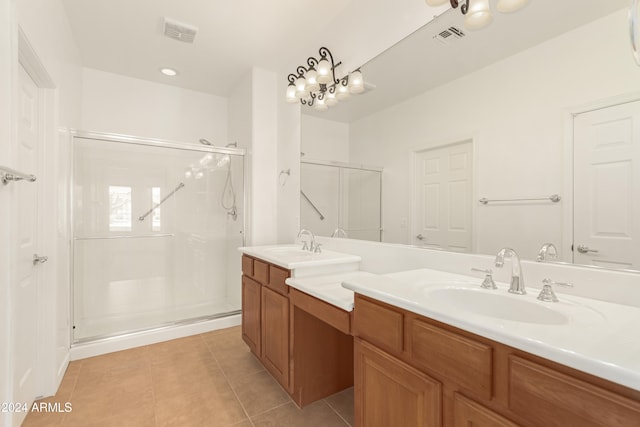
[160, 67, 178, 77]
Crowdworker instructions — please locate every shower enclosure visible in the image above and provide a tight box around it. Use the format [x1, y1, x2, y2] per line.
[71, 132, 245, 343]
[300, 159, 382, 241]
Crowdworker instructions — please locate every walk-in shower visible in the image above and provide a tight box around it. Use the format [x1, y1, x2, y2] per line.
[71, 132, 245, 343]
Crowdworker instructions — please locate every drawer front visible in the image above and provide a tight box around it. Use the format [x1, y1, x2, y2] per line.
[253, 259, 269, 284]
[268, 265, 289, 295]
[410, 319, 492, 400]
[241, 255, 254, 277]
[290, 288, 350, 335]
[354, 295, 403, 355]
[509, 356, 640, 427]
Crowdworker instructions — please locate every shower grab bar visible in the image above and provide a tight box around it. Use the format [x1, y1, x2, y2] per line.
[138, 182, 185, 221]
[75, 234, 175, 240]
[1, 164, 37, 185]
[300, 189, 325, 220]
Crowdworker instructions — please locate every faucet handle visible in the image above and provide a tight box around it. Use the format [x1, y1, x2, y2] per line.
[537, 278, 573, 302]
[301, 241, 309, 251]
[471, 268, 497, 290]
[313, 243, 322, 254]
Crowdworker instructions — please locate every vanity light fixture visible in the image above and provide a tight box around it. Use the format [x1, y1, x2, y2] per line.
[285, 47, 365, 110]
[425, 0, 530, 30]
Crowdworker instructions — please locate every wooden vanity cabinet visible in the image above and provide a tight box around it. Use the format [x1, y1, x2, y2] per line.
[241, 255, 291, 391]
[353, 294, 640, 427]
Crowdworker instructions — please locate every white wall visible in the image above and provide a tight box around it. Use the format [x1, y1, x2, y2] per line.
[349, 9, 640, 260]
[82, 67, 228, 144]
[277, 78, 301, 243]
[301, 115, 350, 162]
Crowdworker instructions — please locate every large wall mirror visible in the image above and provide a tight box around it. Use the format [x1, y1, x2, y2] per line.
[300, 0, 640, 272]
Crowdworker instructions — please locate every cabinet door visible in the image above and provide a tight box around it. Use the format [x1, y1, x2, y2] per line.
[355, 338, 441, 427]
[261, 286, 290, 389]
[242, 276, 261, 356]
[453, 393, 518, 427]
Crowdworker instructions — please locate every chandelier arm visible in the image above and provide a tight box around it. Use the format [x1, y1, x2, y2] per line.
[307, 57, 319, 69]
[296, 66, 307, 76]
[287, 74, 298, 84]
[461, 0, 469, 14]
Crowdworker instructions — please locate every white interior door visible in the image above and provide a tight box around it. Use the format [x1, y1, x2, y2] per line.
[574, 100, 640, 270]
[13, 64, 42, 424]
[413, 141, 473, 252]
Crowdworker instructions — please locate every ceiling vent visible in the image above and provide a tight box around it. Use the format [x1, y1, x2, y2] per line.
[163, 18, 198, 43]
[433, 26, 466, 45]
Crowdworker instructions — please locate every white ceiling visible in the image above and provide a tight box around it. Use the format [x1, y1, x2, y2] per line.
[61, 0, 447, 97]
[305, 0, 630, 122]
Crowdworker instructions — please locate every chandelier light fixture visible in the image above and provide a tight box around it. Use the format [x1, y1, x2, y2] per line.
[285, 47, 365, 111]
[425, 0, 530, 30]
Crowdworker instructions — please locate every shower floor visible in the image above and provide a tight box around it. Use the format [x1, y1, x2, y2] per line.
[73, 277, 240, 342]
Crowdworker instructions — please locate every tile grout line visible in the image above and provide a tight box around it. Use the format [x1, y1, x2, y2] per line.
[200, 333, 256, 427]
[144, 345, 160, 427]
[323, 398, 352, 427]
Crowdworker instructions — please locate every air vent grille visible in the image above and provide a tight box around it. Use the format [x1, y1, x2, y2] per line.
[433, 26, 466, 45]
[163, 18, 198, 43]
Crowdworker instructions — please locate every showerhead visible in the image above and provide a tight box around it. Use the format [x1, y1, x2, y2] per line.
[199, 139, 214, 146]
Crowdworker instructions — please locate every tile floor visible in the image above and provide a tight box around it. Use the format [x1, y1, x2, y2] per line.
[23, 326, 354, 427]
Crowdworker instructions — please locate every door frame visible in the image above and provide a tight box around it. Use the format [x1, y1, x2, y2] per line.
[17, 27, 66, 399]
[410, 135, 478, 252]
[563, 91, 640, 266]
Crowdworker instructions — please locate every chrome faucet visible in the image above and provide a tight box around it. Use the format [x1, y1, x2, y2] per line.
[297, 229, 316, 252]
[536, 243, 558, 262]
[495, 247, 526, 295]
[331, 228, 347, 238]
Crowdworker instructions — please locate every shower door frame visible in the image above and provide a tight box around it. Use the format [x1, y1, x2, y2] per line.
[68, 129, 247, 345]
[301, 158, 383, 241]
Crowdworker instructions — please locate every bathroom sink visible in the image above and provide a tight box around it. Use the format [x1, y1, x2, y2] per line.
[426, 287, 569, 325]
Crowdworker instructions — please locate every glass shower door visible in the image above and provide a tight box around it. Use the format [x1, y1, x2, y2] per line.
[72, 136, 244, 342]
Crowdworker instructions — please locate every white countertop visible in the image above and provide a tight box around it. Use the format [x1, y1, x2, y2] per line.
[342, 268, 640, 392]
[286, 271, 378, 312]
[239, 244, 361, 270]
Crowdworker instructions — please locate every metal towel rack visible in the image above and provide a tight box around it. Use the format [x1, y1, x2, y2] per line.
[479, 194, 561, 205]
[1, 165, 37, 185]
[300, 189, 325, 220]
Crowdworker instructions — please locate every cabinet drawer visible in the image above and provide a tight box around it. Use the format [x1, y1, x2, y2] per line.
[354, 295, 403, 355]
[241, 255, 253, 277]
[290, 288, 350, 335]
[410, 319, 492, 400]
[268, 265, 289, 295]
[254, 259, 269, 284]
[509, 356, 640, 427]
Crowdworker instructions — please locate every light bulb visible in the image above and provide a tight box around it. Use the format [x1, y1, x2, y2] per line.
[195, 171, 204, 180]
[285, 84, 297, 103]
[464, 0, 492, 30]
[314, 98, 328, 111]
[496, 0, 529, 13]
[325, 91, 338, 107]
[294, 76, 307, 98]
[305, 69, 320, 93]
[185, 169, 193, 179]
[336, 84, 350, 101]
[316, 59, 332, 84]
[425, 0, 448, 6]
[348, 70, 364, 94]
[199, 153, 213, 166]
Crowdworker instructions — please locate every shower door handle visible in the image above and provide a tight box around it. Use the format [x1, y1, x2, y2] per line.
[416, 234, 425, 241]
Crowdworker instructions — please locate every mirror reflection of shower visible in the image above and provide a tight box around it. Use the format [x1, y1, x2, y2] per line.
[186, 139, 239, 221]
